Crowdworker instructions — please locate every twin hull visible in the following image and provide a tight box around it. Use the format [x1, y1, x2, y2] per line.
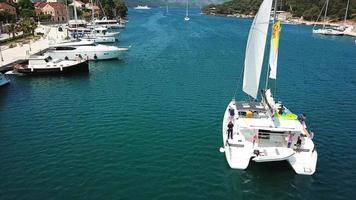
[222, 100, 318, 175]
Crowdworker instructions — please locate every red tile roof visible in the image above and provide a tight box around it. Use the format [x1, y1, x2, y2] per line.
[34, 2, 47, 8]
[48, 2, 67, 10]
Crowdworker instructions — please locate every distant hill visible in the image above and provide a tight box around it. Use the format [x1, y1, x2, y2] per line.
[203, 0, 356, 21]
[125, 0, 229, 7]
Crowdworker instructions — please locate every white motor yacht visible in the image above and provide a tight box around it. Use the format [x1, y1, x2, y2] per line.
[45, 40, 128, 60]
[220, 0, 317, 175]
[134, 5, 151, 10]
[91, 17, 125, 29]
[83, 27, 119, 43]
[0, 73, 10, 86]
[14, 55, 88, 75]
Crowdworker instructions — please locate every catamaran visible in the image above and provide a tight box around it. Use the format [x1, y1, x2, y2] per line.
[220, 0, 318, 175]
[184, 0, 190, 21]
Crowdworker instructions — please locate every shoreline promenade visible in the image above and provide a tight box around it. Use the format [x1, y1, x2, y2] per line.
[0, 25, 67, 70]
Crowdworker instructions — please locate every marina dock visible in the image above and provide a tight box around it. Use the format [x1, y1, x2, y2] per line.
[0, 25, 67, 72]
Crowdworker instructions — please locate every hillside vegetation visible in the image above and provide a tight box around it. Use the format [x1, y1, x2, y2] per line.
[204, 0, 356, 21]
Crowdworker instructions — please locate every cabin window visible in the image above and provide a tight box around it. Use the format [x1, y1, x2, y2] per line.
[55, 47, 76, 50]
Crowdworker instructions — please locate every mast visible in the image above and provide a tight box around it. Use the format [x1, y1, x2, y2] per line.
[91, 0, 96, 37]
[166, 0, 168, 13]
[186, 0, 189, 17]
[344, 0, 350, 25]
[264, 0, 278, 89]
[323, 0, 329, 29]
[73, 1, 78, 39]
[91, 0, 95, 22]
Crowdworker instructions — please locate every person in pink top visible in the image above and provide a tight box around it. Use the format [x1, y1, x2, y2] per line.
[252, 134, 257, 147]
[287, 132, 294, 148]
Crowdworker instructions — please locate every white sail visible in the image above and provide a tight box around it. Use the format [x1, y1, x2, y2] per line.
[242, 0, 273, 99]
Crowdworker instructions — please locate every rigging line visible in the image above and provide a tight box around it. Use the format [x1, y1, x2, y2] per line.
[97, 0, 106, 18]
[233, 61, 245, 99]
[313, 0, 327, 30]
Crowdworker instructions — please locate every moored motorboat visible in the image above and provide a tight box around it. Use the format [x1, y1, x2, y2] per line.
[134, 5, 151, 10]
[91, 17, 125, 29]
[45, 40, 128, 60]
[14, 55, 88, 75]
[0, 73, 10, 86]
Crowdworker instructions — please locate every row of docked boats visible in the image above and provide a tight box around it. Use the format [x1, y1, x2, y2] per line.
[7, 35, 128, 76]
[1, 0, 129, 79]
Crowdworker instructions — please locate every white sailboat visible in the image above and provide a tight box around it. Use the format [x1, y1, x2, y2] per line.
[184, 0, 190, 21]
[166, 0, 169, 14]
[220, 0, 318, 175]
[313, 0, 344, 36]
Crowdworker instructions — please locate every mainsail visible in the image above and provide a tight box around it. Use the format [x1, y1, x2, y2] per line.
[268, 21, 281, 79]
[242, 0, 273, 99]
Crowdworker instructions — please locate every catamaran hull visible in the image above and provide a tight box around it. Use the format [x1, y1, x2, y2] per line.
[288, 149, 318, 175]
[222, 100, 252, 170]
[221, 99, 317, 175]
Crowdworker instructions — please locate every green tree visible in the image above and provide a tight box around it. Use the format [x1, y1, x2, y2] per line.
[114, 0, 128, 18]
[17, 0, 35, 18]
[20, 18, 37, 35]
[303, 6, 320, 21]
[0, 10, 15, 23]
[8, 23, 18, 38]
[103, 3, 114, 18]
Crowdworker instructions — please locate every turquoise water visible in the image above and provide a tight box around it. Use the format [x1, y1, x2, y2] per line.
[1, 8, 356, 199]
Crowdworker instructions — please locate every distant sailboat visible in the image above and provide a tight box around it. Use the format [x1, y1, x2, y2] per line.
[313, 0, 344, 36]
[166, 0, 169, 14]
[220, 0, 318, 175]
[184, 0, 190, 21]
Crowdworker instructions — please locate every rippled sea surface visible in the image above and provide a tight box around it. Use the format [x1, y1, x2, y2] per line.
[1, 8, 356, 200]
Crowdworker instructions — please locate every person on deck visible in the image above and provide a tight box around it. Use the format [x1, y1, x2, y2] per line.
[298, 113, 307, 128]
[227, 121, 234, 139]
[287, 132, 294, 148]
[252, 134, 257, 147]
[228, 106, 235, 118]
[296, 136, 302, 150]
[278, 104, 285, 115]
